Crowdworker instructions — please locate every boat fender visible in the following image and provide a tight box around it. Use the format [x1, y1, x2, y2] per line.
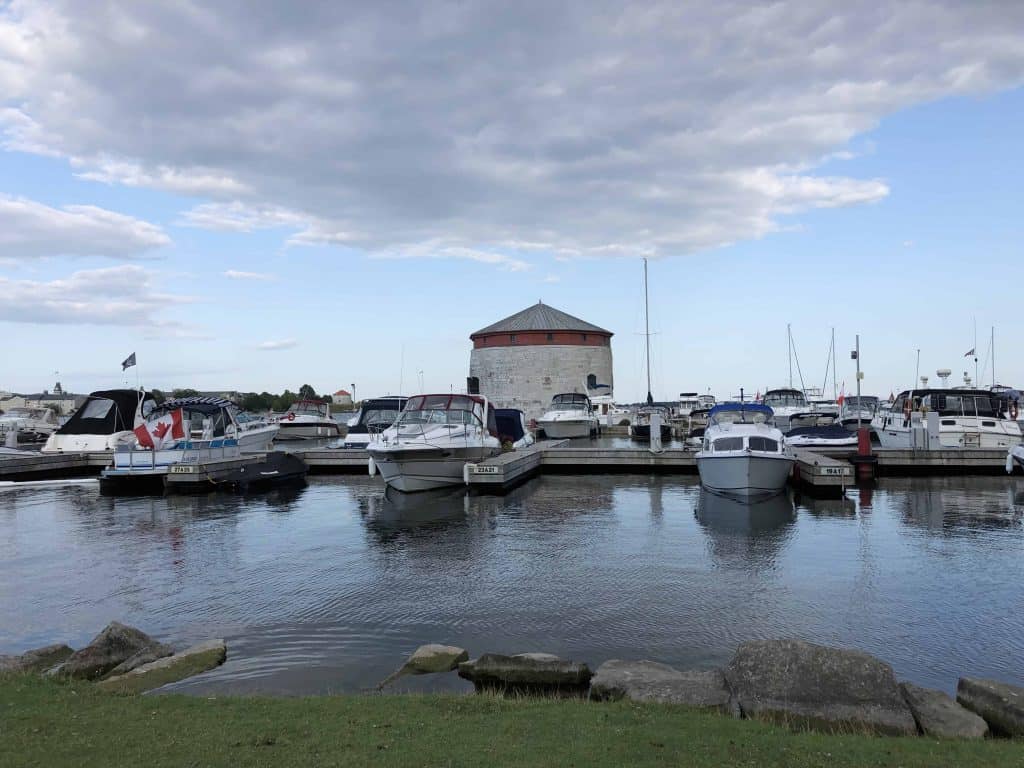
[1011, 401, 1019, 421]
[367, 456, 376, 476]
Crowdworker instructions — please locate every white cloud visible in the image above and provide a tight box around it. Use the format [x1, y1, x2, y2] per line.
[0, 265, 194, 326]
[224, 269, 276, 281]
[0, 194, 170, 259]
[2, 2, 1023, 260]
[257, 338, 299, 351]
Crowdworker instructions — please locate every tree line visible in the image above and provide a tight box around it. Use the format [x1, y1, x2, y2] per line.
[150, 384, 344, 413]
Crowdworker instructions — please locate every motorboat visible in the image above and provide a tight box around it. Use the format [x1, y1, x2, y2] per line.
[840, 395, 880, 431]
[685, 406, 714, 446]
[872, 389, 1022, 449]
[340, 397, 407, 449]
[696, 403, 795, 498]
[0, 407, 59, 443]
[536, 393, 599, 439]
[276, 399, 343, 440]
[99, 396, 278, 494]
[784, 413, 859, 449]
[629, 405, 672, 441]
[761, 388, 809, 432]
[367, 393, 501, 492]
[42, 389, 156, 453]
[494, 408, 535, 449]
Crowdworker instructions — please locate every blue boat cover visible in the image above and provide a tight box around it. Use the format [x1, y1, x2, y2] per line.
[494, 408, 526, 442]
[708, 402, 774, 419]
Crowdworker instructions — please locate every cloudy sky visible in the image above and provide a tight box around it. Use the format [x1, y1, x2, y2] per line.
[2, 1, 1022, 400]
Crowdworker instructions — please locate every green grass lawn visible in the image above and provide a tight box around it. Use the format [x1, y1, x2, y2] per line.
[1, 674, 1021, 767]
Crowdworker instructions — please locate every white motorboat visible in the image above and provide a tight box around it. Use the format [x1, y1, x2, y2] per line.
[629, 405, 672, 441]
[340, 397, 407, 449]
[1007, 445, 1024, 474]
[871, 388, 1022, 449]
[100, 396, 278, 494]
[536, 393, 599, 439]
[367, 393, 501, 492]
[276, 399, 343, 440]
[761, 388, 809, 432]
[0, 407, 59, 443]
[696, 403, 795, 498]
[840, 395, 880, 431]
[42, 389, 156, 453]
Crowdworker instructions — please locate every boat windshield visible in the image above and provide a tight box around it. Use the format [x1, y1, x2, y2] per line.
[290, 401, 327, 417]
[550, 393, 590, 410]
[396, 395, 488, 428]
[763, 390, 807, 408]
[360, 408, 400, 427]
[710, 407, 771, 426]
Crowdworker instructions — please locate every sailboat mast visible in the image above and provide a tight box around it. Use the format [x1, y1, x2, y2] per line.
[991, 326, 996, 388]
[788, 324, 792, 388]
[832, 327, 837, 400]
[644, 257, 652, 404]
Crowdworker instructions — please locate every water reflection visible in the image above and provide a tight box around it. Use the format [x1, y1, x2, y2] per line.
[695, 490, 796, 568]
[886, 477, 1023, 535]
[796, 492, 857, 518]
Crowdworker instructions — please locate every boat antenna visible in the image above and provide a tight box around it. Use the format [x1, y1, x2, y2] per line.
[643, 257, 653, 406]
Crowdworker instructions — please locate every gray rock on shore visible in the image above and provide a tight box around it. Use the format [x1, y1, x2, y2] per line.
[725, 639, 917, 735]
[108, 642, 175, 677]
[377, 644, 469, 689]
[97, 639, 227, 695]
[458, 653, 592, 696]
[589, 660, 733, 713]
[60, 622, 162, 680]
[0, 644, 74, 674]
[956, 677, 1024, 737]
[899, 682, 988, 739]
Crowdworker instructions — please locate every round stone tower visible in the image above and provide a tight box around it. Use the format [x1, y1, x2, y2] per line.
[468, 301, 614, 421]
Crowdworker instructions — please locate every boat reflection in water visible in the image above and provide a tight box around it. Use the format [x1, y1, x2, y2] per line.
[695, 489, 796, 568]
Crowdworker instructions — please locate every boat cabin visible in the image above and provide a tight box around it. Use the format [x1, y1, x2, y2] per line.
[349, 397, 407, 435]
[287, 399, 331, 418]
[151, 396, 240, 440]
[889, 389, 1002, 421]
[395, 394, 498, 435]
[548, 393, 593, 411]
[53, 389, 155, 436]
[702, 404, 783, 454]
[762, 389, 807, 409]
[707, 403, 773, 427]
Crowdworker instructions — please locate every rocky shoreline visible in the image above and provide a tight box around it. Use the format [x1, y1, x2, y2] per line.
[4, 628, 1021, 740]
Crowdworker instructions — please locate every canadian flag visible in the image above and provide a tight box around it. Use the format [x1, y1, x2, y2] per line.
[134, 409, 185, 449]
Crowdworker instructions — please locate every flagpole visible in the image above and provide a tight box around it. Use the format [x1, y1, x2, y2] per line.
[973, 317, 978, 386]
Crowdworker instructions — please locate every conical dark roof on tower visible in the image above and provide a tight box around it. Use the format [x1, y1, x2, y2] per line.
[471, 301, 611, 338]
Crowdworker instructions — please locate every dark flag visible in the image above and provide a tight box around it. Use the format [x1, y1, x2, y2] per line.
[121, 352, 137, 371]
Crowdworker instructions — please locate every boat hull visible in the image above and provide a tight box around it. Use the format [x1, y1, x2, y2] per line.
[630, 424, 672, 441]
[872, 419, 1022, 450]
[368, 445, 500, 492]
[696, 453, 794, 498]
[537, 419, 595, 439]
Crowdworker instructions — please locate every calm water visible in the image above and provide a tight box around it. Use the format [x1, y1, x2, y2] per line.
[2, 474, 1022, 696]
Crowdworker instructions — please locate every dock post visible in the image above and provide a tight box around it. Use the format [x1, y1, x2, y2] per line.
[852, 427, 876, 481]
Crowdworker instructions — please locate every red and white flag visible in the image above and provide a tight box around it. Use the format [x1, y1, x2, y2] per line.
[134, 409, 185, 449]
[837, 383, 845, 406]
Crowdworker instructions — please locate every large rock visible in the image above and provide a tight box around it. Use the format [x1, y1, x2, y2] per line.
[61, 622, 160, 680]
[0, 644, 74, 673]
[724, 639, 916, 735]
[956, 677, 1024, 737]
[458, 653, 592, 696]
[377, 644, 469, 689]
[108, 642, 175, 677]
[899, 682, 988, 739]
[590, 660, 732, 713]
[97, 639, 226, 695]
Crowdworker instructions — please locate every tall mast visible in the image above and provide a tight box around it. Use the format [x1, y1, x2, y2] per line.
[644, 257, 652, 405]
[832, 327, 837, 400]
[788, 323, 792, 388]
[991, 326, 996, 388]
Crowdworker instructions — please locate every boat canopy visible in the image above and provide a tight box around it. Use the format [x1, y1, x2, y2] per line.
[349, 397, 407, 434]
[762, 388, 807, 407]
[54, 389, 153, 435]
[155, 396, 236, 416]
[494, 408, 527, 443]
[893, 389, 1003, 418]
[708, 402, 774, 425]
[289, 399, 329, 416]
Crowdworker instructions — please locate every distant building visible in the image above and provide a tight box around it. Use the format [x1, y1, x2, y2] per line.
[468, 301, 614, 421]
[332, 390, 353, 408]
[21, 383, 84, 415]
[0, 393, 26, 413]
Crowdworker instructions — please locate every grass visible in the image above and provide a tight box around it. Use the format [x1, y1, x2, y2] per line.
[2, 674, 1022, 768]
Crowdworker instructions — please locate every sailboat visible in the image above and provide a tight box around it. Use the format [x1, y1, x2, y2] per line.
[629, 258, 671, 442]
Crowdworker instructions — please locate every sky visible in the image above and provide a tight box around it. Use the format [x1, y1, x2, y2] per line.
[1, 1, 1022, 402]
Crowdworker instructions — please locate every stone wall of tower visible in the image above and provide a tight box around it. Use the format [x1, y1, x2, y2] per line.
[469, 343, 614, 422]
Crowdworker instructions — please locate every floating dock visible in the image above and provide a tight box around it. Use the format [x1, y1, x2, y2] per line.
[2, 443, 1019, 496]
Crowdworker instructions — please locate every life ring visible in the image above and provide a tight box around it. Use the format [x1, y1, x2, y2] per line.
[286, 413, 296, 421]
[1011, 401, 1020, 421]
